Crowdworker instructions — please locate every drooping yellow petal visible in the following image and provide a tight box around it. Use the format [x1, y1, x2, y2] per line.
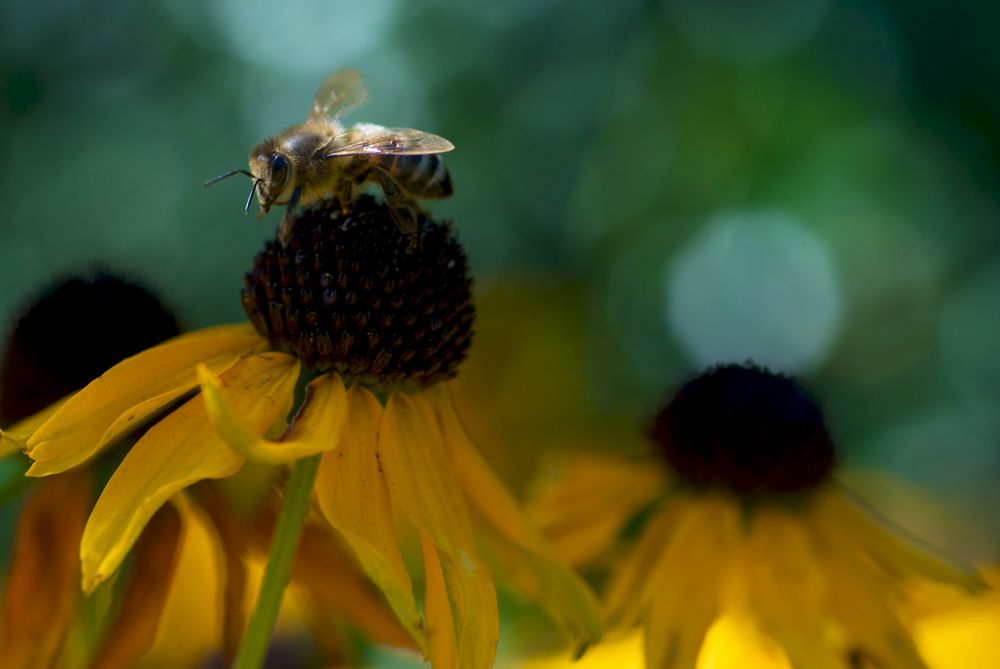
[80, 352, 299, 593]
[292, 523, 420, 653]
[0, 429, 24, 458]
[815, 486, 986, 592]
[528, 451, 667, 567]
[643, 496, 737, 669]
[314, 385, 427, 655]
[818, 532, 926, 669]
[26, 324, 264, 476]
[199, 366, 348, 464]
[742, 507, 841, 669]
[433, 391, 603, 650]
[136, 494, 226, 669]
[422, 533, 457, 669]
[0, 396, 69, 458]
[604, 497, 687, 629]
[0, 470, 90, 669]
[378, 392, 477, 566]
[194, 482, 251, 660]
[89, 504, 183, 669]
[421, 533, 499, 669]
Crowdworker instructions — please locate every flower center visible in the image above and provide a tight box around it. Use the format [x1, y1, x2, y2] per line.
[0, 273, 179, 423]
[650, 363, 836, 494]
[242, 196, 475, 388]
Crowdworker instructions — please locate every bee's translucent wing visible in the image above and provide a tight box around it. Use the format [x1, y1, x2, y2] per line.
[325, 124, 455, 157]
[307, 69, 368, 122]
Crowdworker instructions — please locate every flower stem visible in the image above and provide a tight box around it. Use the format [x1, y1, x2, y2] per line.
[233, 454, 321, 669]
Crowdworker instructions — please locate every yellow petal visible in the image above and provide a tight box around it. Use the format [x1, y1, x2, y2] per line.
[816, 486, 986, 592]
[136, 494, 226, 669]
[819, 536, 926, 669]
[433, 391, 603, 650]
[519, 619, 793, 669]
[199, 365, 348, 464]
[89, 504, 183, 669]
[0, 396, 69, 458]
[314, 386, 427, 655]
[915, 577, 1000, 669]
[421, 533, 499, 669]
[292, 523, 420, 653]
[699, 615, 792, 669]
[528, 451, 667, 567]
[643, 497, 736, 669]
[0, 430, 24, 458]
[194, 482, 252, 660]
[645, 595, 716, 669]
[604, 498, 687, 629]
[378, 392, 477, 566]
[0, 470, 90, 669]
[26, 324, 264, 476]
[741, 508, 842, 669]
[80, 352, 299, 593]
[804, 502, 930, 669]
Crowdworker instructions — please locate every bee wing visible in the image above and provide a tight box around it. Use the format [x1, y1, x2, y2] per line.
[325, 123, 455, 157]
[307, 69, 368, 122]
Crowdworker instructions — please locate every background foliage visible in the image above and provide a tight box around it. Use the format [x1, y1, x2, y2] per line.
[1, 0, 998, 662]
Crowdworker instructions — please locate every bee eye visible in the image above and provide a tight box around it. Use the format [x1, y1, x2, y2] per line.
[270, 153, 290, 189]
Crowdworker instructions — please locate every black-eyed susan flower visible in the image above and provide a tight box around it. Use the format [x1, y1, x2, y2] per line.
[3, 196, 602, 669]
[0, 273, 186, 668]
[529, 362, 987, 669]
[0, 272, 426, 668]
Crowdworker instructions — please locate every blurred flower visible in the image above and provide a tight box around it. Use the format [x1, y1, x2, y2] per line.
[3, 198, 602, 668]
[530, 363, 986, 669]
[0, 273, 189, 668]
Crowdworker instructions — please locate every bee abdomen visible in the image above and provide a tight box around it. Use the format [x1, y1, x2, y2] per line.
[376, 154, 452, 199]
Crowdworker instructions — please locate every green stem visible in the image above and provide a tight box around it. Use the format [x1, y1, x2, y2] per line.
[233, 454, 321, 669]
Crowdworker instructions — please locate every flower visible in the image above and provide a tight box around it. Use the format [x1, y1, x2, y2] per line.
[529, 363, 987, 669]
[4, 197, 602, 668]
[0, 273, 189, 668]
[0, 272, 430, 668]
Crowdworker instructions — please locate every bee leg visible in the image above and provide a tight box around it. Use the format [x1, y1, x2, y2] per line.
[336, 180, 354, 215]
[370, 166, 418, 240]
[278, 187, 302, 247]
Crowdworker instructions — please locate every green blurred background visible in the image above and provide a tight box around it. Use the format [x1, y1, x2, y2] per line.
[1, 0, 999, 637]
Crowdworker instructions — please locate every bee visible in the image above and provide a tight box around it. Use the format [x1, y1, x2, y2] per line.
[205, 69, 454, 245]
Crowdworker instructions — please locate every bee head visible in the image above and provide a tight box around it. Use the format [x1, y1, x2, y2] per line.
[249, 141, 295, 214]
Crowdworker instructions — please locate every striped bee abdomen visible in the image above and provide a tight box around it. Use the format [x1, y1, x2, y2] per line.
[374, 154, 452, 199]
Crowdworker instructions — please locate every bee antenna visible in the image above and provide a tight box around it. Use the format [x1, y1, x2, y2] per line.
[245, 180, 260, 213]
[203, 169, 255, 188]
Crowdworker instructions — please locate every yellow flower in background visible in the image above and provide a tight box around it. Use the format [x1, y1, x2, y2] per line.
[530, 363, 987, 669]
[2, 197, 602, 668]
[519, 579, 1000, 669]
[450, 280, 646, 495]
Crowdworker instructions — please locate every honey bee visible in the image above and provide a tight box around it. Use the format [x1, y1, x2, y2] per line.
[205, 69, 454, 244]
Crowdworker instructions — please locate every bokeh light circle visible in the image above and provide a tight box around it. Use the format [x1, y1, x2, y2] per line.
[666, 211, 841, 373]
